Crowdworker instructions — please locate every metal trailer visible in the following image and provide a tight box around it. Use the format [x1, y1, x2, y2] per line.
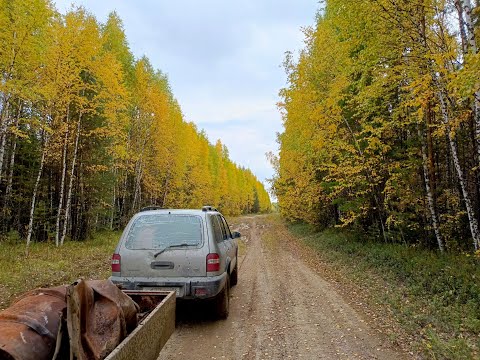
[0, 284, 176, 360]
[106, 290, 176, 360]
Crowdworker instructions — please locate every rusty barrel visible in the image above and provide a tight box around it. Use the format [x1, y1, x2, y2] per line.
[0, 286, 67, 360]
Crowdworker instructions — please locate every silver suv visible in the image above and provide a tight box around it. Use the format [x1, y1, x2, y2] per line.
[110, 206, 239, 318]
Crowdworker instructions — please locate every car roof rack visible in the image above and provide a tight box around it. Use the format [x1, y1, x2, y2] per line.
[201, 205, 218, 212]
[140, 206, 164, 212]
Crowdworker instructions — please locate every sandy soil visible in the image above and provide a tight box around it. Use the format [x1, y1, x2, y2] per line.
[158, 215, 410, 360]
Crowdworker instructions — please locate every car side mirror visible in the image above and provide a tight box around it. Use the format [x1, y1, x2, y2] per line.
[232, 231, 241, 239]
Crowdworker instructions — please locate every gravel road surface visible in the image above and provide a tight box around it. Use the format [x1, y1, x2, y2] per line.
[158, 215, 409, 360]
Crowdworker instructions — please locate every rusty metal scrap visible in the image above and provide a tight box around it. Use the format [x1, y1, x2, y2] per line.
[0, 280, 140, 360]
[0, 286, 67, 360]
[66, 279, 139, 360]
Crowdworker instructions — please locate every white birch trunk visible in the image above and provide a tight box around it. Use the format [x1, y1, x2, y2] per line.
[122, 168, 128, 215]
[132, 162, 139, 211]
[110, 168, 116, 230]
[455, 0, 469, 54]
[419, 127, 444, 251]
[131, 119, 151, 212]
[60, 113, 81, 246]
[162, 174, 170, 208]
[26, 141, 47, 255]
[438, 89, 480, 250]
[462, 0, 480, 166]
[0, 133, 5, 181]
[5, 135, 16, 197]
[55, 109, 70, 247]
[132, 159, 143, 212]
[0, 35, 16, 180]
[0, 104, 10, 181]
[110, 185, 116, 230]
[474, 95, 480, 167]
[462, 0, 477, 53]
[5, 106, 21, 198]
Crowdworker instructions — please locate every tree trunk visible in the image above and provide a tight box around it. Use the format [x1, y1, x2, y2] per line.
[419, 126, 444, 251]
[426, 104, 437, 196]
[55, 108, 70, 247]
[78, 160, 86, 238]
[26, 138, 47, 256]
[2, 104, 20, 232]
[0, 45, 15, 180]
[60, 113, 81, 246]
[132, 159, 143, 212]
[438, 89, 480, 250]
[5, 135, 17, 198]
[455, 0, 469, 54]
[0, 133, 5, 182]
[120, 168, 128, 222]
[462, 0, 477, 52]
[5, 104, 21, 199]
[0, 103, 10, 181]
[461, 0, 480, 172]
[110, 171, 116, 230]
[161, 172, 170, 208]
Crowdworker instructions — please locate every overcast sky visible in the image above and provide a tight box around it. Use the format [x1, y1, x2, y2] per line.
[53, 0, 319, 188]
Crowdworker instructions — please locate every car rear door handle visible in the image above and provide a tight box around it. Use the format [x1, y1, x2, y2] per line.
[150, 261, 174, 269]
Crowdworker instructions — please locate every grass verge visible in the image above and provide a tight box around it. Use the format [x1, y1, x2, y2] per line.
[0, 231, 120, 310]
[287, 223, 480, 360]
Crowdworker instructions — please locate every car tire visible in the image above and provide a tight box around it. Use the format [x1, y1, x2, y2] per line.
[230, 262, 238, 286]
[216, 276, 230, 319]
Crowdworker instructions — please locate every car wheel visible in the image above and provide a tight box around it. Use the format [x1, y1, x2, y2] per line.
[230, 262, 238, 286]
[216, 276, 230, 319]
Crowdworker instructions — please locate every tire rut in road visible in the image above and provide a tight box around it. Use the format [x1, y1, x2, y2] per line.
[238, 218, 291, 360]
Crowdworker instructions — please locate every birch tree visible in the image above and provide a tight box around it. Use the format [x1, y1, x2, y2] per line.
[0, 2, 271, 247]
[274, 0, 479, 250]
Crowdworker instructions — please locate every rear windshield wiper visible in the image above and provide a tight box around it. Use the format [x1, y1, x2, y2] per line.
[153, 243, 191, 258]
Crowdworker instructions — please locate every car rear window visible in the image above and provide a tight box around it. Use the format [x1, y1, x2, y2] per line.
[125, 214, 203, 250]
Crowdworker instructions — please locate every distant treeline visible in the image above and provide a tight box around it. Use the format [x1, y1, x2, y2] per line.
[0, 0, 270, 247]
[272, 0, 480, 251]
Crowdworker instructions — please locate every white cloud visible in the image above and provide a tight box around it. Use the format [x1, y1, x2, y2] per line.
[182, 97, 273, 124]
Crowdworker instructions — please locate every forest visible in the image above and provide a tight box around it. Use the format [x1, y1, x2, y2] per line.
[0, 0, 271, 248]
[272, 0, 480, 252]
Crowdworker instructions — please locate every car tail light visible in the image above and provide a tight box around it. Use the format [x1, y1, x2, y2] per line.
[206, 253, 220, 272]
[111, 254, 121, 272]
[195, 288, 207, 296]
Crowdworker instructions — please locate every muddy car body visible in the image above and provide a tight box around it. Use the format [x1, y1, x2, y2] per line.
[110, 206, 239, 318]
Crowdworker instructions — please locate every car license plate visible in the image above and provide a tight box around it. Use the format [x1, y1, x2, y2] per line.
[142, 287, 180, 296]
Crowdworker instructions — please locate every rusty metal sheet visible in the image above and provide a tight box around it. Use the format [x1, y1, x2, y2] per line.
[66, 279, 139, 360]
[0, 286, 67, 360]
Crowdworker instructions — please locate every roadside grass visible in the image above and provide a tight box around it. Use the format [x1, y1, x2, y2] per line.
[287, 223, 480, 360]
[0, 231, 120, 310]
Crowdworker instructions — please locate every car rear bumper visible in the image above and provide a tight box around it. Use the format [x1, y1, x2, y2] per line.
[109, 273, 227, 299]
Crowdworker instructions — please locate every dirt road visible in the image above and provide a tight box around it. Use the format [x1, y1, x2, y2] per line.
[158, 215, 409, 360]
